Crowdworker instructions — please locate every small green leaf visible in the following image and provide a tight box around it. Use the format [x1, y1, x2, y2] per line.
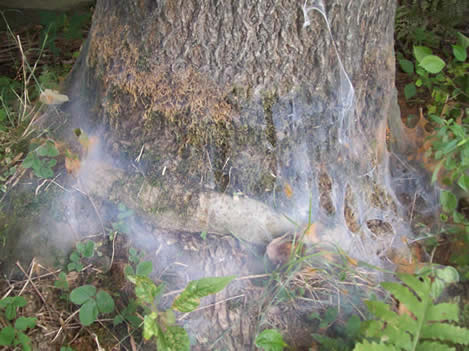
[440, 190, 458, 212]
[457, 32, 469, 49]
[255, 329, 288, 351]
[457, 175, 469, 192]
[143, 312, 159, 340]
[399, 59, 414, 74]
[404, 83, 417, 99]
[79, 299, 98, 326]
[82, 240, 95, 258]
[436, 266, 459, 284]
[14, 317, 37, 331]
[96, 290, 114, 314]
[453, 45, 467, 62]
[345, 315, 361, 338]
[16, 332, 32, 351]
[113, 314, 124, 326]
[134, 276, 158, 305]
[157, 325, 190, 351]
[70, 252, 80, 262]
[419, 55, 446, 74]
[200, 231, 207, 240]
[172, 276, 235, 313]
[0, 326, 15, 346]
[136, 261, 153, 276]
[36, 141, 59, 157]
[414, 46, 432, 63]
[70, 285, 96, 305]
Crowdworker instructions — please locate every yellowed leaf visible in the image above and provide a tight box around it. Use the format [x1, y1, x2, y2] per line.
[284, 182, 293, 198]
[65, 156, 81, 176]
[304, 223, 319, 244]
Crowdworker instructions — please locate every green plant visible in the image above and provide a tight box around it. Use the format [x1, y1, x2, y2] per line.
[126, 260, 235, 351]
[310, 309, 362, 351]
[0, 296, 37, 350]
[354, 266, 469, 351]
[67, 240, 95, 272]
[111, 203, 134, 234]
[69, 285, 115, 326]
[255, 329, 289, 351]
[398, 33, 469, 102]
[22, 139, 59, 178]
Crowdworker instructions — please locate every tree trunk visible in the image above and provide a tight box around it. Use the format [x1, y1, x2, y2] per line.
[65, 0, 398, 245]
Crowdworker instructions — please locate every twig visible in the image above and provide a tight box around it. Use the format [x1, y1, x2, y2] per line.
[108, 231, 118, 272]
[16, 260, 55, 318]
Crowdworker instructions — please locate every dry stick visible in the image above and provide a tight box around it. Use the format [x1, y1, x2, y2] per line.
[9, 268, 61, 285]
[95, 320, 130, 351]
[16, 260, 56, 319]
[51, 309, 79, 343]
[177, 294, 245, 321]
[108, 231, 118, 272]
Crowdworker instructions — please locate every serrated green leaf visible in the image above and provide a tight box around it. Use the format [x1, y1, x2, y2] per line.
[79, 299, 98, 326]
[172, 276, 235, 313]
[419, 55, 446, 74]
[255, 329, 288, 351]
[70, 285, 96, 305]
[398, 273, 426, 300]
[136, 261, 152, 276]
[421, 323, 469, 345]
[14, 317, 37, 331]
[440, 191, 458, 212]
[96, 290, 114, 314]
[0, 326, 15, 346]
[404, 83, 417, 99]
[36, 141, 59, 157]
[399, 59, 414, 74]
[416, 341, 455, 351]
[426, 303, 459, 322]
[354, 340, 399, 351]
[436, 266, 459, 284]
[381, 282, 422, 317]
[414, 46, 432, 63]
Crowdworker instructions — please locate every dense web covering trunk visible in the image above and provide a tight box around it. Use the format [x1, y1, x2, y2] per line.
[64, 0, 430, 263]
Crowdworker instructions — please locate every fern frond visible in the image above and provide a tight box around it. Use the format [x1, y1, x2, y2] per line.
[415, 341, 455, 351]
[398, 274, 426, 300]
[354, 340, 399, 351]
[357, 272, 469, 351]
[380, 281, 423, 317]
[421, 323, 469, 345]
[426, 303, 459, 323]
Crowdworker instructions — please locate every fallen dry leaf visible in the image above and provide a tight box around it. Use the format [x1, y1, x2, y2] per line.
[39, 89, 69, 105]
[304, 223, 319, 244]
[284, 182, 293, 198]
[65, 155, 81, 176]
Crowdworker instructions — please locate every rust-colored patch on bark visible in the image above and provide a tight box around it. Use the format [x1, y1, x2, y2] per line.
[88, 15, 232, 127]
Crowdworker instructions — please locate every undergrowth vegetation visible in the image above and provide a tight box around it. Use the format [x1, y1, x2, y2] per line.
[0, 1, 468, 350]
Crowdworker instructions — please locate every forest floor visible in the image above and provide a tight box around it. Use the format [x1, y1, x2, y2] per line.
[0, 4, 468, 351]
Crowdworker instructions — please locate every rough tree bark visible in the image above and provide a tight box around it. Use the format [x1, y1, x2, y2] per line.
[66, 0, 397, 244]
